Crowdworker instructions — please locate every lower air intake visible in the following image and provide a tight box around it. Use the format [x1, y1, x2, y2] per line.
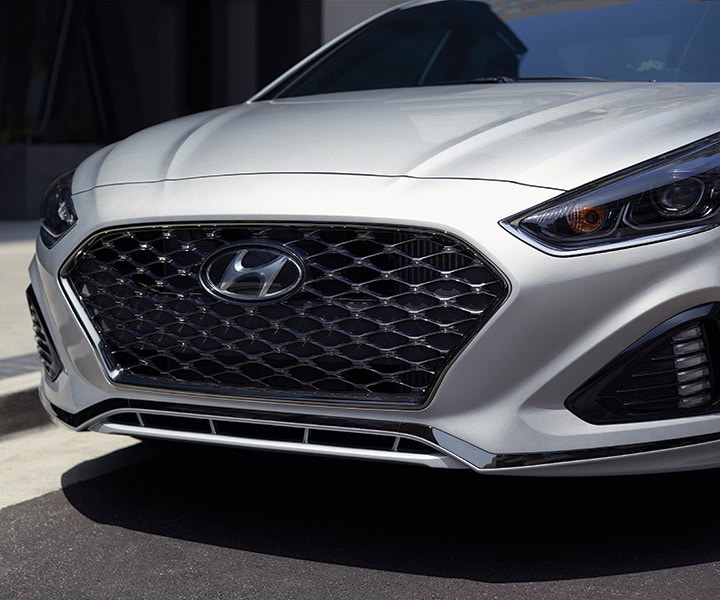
[567, 304, 720, 424]
[26, 286, 62, 381]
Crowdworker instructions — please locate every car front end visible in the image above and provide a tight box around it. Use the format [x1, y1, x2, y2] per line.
[27, 0, 720, 476]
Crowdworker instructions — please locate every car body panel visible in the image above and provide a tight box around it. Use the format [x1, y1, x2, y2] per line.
[75, 83, 720, 195]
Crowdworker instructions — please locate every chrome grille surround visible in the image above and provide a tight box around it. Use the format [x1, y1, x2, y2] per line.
[62, 223, 508, 407]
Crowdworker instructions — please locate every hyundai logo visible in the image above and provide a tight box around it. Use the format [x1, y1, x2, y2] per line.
[200, 244, 304, 303]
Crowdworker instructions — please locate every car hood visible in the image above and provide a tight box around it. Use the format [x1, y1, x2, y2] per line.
[79, 82, 720, 194]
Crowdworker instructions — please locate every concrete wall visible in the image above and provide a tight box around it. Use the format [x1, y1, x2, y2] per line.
[0, 145, 101, 220]
[0, 0, 404, 221]
[322, 0, 405, 42]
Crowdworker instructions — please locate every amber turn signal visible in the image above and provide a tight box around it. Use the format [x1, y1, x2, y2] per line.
[566, 205, 606, 233]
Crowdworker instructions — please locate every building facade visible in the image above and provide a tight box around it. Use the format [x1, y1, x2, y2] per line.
[0, 0, 403, 219]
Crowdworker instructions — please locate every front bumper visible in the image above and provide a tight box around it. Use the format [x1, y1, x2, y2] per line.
[27, 173, 720, 476]
[35, 390, 720, 476]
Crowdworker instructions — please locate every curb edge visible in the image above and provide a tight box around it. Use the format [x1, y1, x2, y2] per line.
[0, 372, 49, 437]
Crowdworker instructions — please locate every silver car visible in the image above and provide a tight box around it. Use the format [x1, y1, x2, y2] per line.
[27, 0, 720, 475]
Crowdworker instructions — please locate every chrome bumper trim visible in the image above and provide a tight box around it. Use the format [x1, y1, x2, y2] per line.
[94, 421, 464, 469]
[45, 397, 720, 473]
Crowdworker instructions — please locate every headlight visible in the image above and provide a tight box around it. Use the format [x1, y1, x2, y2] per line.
[40, 170, 77, 247]
[502, 134, 720, 254]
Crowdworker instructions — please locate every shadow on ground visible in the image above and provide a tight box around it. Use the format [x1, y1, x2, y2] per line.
[62, 443, 720, 583]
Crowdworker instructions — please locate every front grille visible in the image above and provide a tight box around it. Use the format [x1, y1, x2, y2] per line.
[63, 224, 508, 406]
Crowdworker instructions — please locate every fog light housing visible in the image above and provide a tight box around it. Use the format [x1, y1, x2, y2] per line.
[566, 305, 720, 424]
[672, 326, 713, 409]
[26, 286, 63, 381]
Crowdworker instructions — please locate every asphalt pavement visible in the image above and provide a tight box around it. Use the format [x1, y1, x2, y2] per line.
[0, 220, 49, 437]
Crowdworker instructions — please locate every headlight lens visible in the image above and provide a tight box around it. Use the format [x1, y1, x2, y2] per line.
[41, 170, 77, 247]
[503, 134, 720, 254]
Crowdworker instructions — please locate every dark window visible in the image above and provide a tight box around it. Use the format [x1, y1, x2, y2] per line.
[277, 0, 525, 97]
[268, 0, 720, 99]
[509, 0, 720, 82]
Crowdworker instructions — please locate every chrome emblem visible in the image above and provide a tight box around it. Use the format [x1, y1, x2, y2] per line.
[200, 244, 304, 302]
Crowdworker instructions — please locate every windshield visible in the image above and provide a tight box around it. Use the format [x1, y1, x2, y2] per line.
[265, 0, 720, 98]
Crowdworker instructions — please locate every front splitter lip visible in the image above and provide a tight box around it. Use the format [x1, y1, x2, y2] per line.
[41, 395, 720, 475]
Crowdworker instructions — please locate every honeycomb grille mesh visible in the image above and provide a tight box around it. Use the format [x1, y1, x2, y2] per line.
[64, 224, 508, 406]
